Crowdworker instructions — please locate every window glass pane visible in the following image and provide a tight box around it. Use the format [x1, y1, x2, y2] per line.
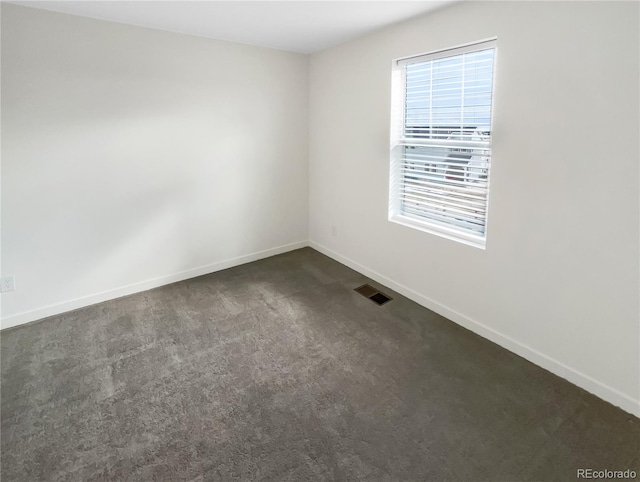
[404, 48, 494, 137]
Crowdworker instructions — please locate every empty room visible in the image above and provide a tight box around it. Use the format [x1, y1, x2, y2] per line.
[1, 0, 639, 480]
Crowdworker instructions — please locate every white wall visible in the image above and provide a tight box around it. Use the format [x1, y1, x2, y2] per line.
[1, 4, 309, 327]
[308, 1, 640, 415]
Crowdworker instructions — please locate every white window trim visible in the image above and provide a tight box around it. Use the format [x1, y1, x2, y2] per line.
[389, 38, 497, 250]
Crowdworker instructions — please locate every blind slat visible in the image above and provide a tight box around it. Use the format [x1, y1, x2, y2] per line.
[401, 192, 487, 213]
[400, 180, 488, 202]
[401, 206, 485, 233]
[402, 185, 487, 205]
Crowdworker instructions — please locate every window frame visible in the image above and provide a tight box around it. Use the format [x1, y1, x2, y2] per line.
[389, 38, 497, 249]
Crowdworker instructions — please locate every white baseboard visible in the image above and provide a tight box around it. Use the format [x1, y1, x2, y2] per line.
[309, 241, 640, 418]
[1, 241, 308, 331]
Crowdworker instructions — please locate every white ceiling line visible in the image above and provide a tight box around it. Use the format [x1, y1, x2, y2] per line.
[9, 1, 457, 53]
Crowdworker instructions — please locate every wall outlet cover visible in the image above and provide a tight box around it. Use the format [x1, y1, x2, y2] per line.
[1, 276, 16, 293]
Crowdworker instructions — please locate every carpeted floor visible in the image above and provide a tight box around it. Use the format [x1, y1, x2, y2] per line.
[1, 248, 638, 481]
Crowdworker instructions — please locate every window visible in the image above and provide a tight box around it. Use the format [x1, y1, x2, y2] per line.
[389, 39, 496, 248]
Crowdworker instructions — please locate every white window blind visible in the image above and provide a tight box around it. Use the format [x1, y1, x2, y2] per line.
[389, 39, 496, 248]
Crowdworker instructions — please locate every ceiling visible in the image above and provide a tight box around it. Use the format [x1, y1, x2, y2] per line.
[10, 1, 456, 53]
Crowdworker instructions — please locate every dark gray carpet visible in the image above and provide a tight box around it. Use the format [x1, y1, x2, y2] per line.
[1, 248, 638, 481]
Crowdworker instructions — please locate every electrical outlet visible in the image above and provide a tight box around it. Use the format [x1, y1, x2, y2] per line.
[1, 276, 16, 293]
[331, 225, 337, 237]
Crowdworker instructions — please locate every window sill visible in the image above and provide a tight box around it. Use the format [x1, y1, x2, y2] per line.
[389, 214, 486, 250]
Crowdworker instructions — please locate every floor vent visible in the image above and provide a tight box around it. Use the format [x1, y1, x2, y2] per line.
[354, 284, 393, 306]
